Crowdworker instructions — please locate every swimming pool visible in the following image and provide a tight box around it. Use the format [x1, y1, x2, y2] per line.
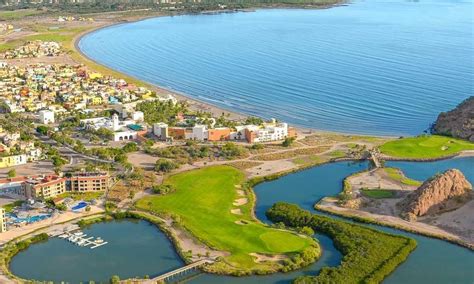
[71, 202, 88, 211]
[7, 213, 51, 224]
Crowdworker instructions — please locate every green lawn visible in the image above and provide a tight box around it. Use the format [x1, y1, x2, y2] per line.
[328, 150, 346, 158]
[0, 9, 46, 21]
[361, 189, 395, 199]
[1, 200, 24, 213]
[56, 191, 103, 201]
[136, 165, 316, 271]
[379, 135, 474, 158]
[384, 168, 422, 186]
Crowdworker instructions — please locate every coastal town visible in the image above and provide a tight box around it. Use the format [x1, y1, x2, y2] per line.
[0, 4, 473, 284]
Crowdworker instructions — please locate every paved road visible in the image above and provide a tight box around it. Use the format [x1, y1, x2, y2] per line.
[36, 134, 113, 165]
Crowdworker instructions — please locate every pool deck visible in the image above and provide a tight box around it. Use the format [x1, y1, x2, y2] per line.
[0, 204, 105, 246]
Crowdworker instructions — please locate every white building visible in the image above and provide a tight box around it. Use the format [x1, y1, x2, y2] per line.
[252, 123, 288, 143]
[113, 130, 137, 142]
[81, 114, 143, 142]
[26, 148, 42, 161]
[38, 109, 55, 124]
[192, 125, 208, 141]
[0, 208, 6, 233]
[131, 111, 144, 122]
[153, 122, 169, 140]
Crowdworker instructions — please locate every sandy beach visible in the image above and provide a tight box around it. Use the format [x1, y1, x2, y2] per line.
[72, 16, 249, 122]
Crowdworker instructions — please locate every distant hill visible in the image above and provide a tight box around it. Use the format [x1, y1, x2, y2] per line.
[0, 0, 344, 13]
[432, 96, 474, 142]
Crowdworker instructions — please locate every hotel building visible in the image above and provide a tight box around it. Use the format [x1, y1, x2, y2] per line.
[0, 172, 112, 200]
[68, 172, 110, 192]
[0, 208, 6, 233]
[24, 175, 67, 199]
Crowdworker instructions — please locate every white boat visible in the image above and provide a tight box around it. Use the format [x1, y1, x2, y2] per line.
[74, 231, 85, 237]
[58, 234, 68, 239]
[94, 238, 104, 244]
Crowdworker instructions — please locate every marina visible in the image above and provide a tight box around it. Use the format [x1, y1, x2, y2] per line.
[57, 230, 108, 249]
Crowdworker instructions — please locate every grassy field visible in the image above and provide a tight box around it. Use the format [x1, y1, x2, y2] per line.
[384, 167, 422, 186]
[56, 191, 103, 201]
[379, 135, 474, 158]
[0, 9, 47, 21]
[0, 25, 90, 53]
[361, 189, 395, 199]
[1, 200, 24, 213]
[136, 165, 316, 272]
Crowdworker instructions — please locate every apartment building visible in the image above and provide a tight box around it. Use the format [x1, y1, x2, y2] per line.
[68, 172, 110, 192]
[0, 154, 27, 168]
[9, 172, 112, 199]
[0, 208, 6, 233]
[152, 121, 290, 143]
[24, 175, 67, 199]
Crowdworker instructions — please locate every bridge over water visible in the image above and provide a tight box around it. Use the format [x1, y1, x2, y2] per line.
[126, 258, 215, 283]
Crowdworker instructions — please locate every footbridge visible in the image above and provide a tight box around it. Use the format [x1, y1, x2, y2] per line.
[131, 258, 215, 283]
[369, 150, 382, 168]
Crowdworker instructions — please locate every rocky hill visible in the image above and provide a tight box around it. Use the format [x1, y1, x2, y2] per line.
[399, 169, 472, 220]
[432, 96, 474, 141]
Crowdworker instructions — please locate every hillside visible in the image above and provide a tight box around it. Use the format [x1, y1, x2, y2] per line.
[399, 169, 472, 219]
[432, 96, 474, 142]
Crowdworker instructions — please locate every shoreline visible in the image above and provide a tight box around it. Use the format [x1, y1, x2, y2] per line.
[315, 202, 474, 251]
[72, 11, 400, 139]
[72, 17, 248, 123]
[2, 154, 474, 282]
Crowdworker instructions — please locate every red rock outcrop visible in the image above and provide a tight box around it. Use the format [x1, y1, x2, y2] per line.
[399, 169, 472, 218]
[433, 96, 474, 141]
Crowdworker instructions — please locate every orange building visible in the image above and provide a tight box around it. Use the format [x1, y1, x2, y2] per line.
[168, 127, 186, 140]
[68, 172, 110, 192]
[288, 127, 297, 138]
[208, 128, 231, 141]
[244, 128, 257, 143]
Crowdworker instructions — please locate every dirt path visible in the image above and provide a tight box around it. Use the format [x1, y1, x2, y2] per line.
[317, 198, 473, 249]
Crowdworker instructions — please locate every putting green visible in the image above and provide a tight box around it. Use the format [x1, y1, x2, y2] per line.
[380, 135, 474, 158]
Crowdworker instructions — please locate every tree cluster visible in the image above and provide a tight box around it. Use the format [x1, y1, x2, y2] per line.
[266, 202, 417, 283]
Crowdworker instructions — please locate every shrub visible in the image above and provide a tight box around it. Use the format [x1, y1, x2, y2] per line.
[155, 159, 179, 173]
[122, 142, 139, 153]
[251, 143, 264, 150]
[220, 142, 246, 158]
[7, 169, 16, 178]
[36, 125, 50, 135]
[152, 184, 176, 195]
[282, 137, 296, 147]
[110, 275, 120, 284]
[298, 226, 315, 236]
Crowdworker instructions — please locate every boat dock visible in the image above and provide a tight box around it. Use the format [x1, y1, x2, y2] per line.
[57, 230, 108, 249]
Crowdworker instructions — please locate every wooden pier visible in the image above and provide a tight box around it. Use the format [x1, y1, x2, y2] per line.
[57, 231, 108, 249]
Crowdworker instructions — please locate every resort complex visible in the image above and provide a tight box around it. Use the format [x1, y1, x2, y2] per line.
[153, 119, 294, 143]
[0, 172, 110, 199]
[0, 3, 472, 284]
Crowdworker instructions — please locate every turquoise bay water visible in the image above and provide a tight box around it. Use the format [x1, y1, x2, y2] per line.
[79, 0, 473, 136]
[9, 220, 183, 283]
[250, 158, 474, 284]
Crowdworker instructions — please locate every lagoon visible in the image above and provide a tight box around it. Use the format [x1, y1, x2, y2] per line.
[79, 0, 473, 136]
[9, 220, 183, 283]
[10, 158, 474, 283]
